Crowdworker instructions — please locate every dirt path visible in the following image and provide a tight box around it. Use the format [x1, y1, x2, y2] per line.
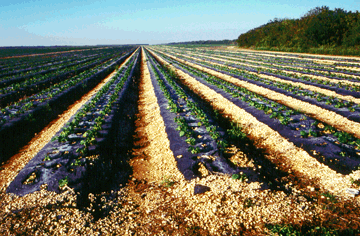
[130, 47, 184, 183]
[0, 48, 138, 191]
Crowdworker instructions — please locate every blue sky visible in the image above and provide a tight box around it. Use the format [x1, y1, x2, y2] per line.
[0, 0, 358, 46]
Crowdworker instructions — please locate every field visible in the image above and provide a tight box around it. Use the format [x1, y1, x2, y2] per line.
[1, 45, 360, 235]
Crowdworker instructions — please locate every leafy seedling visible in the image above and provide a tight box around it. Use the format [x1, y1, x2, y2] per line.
[161, 176, 175, 187]
[231, 173, 247, 182]
[300, 130, 308, 137]
[58, 177, 68, 188]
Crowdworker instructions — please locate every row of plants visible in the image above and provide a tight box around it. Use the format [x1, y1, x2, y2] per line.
[149, 48, 303, 190]
[153, 48, 360, 173]
[234, 47, 360, 64]
[158, 47, 360, 96]
[0, 52, 133, 126]
[0, 56, 104, 89]
[180, 46, 360, 72]
[169, 47, 335, 72]
[157, 48, 360, 107]
[0, 48, 137, 163]
[170, 51, 360, 114]
[170, 44, 360, 67]
[0, 56, 101, 93]
[0, 47, 119, 78]
[6, 49, 140, 195]
[0, 49, 137, 108]
[160, 45, 360, 86]
[0, 46, 133, 88]
[0, 53, 99, 81]
[147, 50, 227, 154]
[146, 49, 251, 180]
[0, 45, 98, 58]
[188, 45, 360, 69]
[0, 50, 70, 70]
[54, 50, 139, 156]
[161, 46, 360, 83]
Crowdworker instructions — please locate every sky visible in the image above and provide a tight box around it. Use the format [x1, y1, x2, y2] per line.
[0, 0, 358, 46]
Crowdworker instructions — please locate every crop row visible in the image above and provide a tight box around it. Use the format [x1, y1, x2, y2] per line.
[0, 54, 98, 85]
[147, 47, 360, 197]
[161, 46, 360, 87]
[152, 48, 360, 132]
[0, 46, 134, 88]
[161, 50, 360, 119]
[0, 57, 110, 107]
[0, 47, 136, 107]
[158, 47, 360, 93]
[144, 49, 249, 180]
[0, 45, 101, 58]
[0, 53, 96, 79]
[177, 46, 360, 74]
[0, 48, 137, 163]
[151, 48, 360, 174]
[7, 49, 140, 196]
[0, 47, 127, 81]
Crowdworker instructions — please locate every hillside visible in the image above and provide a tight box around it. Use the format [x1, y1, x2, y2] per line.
[237, 6, 360, 55]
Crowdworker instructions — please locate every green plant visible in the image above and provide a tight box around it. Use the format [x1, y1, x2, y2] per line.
[280, 116, 291, 125]
[324, 125, 336, 133]
[266, 224, 301, 235]
[339, 152, 346, 157]
[227, 123, 246, 140]
[217, 140, 228, 149]
[243, 198, 254, 208]
[58, 176, 68, 188]
[43, 155, 51, 161]
[350, 177, 360, 186]
[269, 112, 278, 119]
[334, 102, 344, 108]
[349, 107, 356, 112]
[71, 159, 82, 166]
[300, 130, 308, 137]
[161, 175, 175, 187]
[231, 172, 247, 182]
[308, 129, 317, 137]
[321, 192, 337, 203]
[334, 131, 353, 144]
[185, 137, 196, 145]
[311, 121, 319, 127]
[188, 146, 200, 154]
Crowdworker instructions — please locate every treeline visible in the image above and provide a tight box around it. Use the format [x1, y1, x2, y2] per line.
[168, 40, 236, 45]
[237, 6, 360, 55]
